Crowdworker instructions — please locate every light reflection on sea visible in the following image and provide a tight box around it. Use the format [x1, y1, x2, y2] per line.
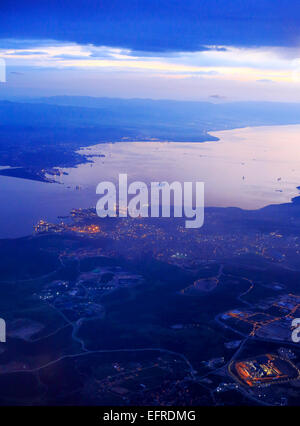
[1, 124, 300, 238]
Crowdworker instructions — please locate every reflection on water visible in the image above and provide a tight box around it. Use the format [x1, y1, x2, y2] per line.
[1, 124, 300, 238]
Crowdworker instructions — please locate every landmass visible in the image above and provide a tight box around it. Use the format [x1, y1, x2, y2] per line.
[1, 195, 300, 404]
[2, 98, 300, 181]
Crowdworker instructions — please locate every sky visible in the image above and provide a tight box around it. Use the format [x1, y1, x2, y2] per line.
[1, 1, 300, 101]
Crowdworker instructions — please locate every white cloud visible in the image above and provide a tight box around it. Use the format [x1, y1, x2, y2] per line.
[2, 39, 300, 100]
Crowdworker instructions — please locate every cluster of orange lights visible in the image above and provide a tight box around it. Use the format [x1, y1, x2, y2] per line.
[234, 354, 290, 387]
[228, 294, 300, 337]
[68, 224, 100, 234]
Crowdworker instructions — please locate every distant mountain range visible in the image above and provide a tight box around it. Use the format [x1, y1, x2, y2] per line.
[4, 96, 300, 131]
[0, 97, 300, 169]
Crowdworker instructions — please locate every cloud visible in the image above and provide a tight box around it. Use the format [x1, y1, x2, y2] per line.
[257, 79, 274, 83]
[210, 94, 227, 99]
[6, 50, 47, 56]
[0, 40, 297, 86]
[129, 46, 228, 57]
[1, 1, 300, 53]
[0, 39, 63, 49]
[52, 54, 92, 60]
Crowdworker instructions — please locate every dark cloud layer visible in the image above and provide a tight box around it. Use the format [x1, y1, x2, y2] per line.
[1, 1, 300, 52]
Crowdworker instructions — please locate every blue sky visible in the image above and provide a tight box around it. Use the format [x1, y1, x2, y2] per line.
[1, 1, 300, 101]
